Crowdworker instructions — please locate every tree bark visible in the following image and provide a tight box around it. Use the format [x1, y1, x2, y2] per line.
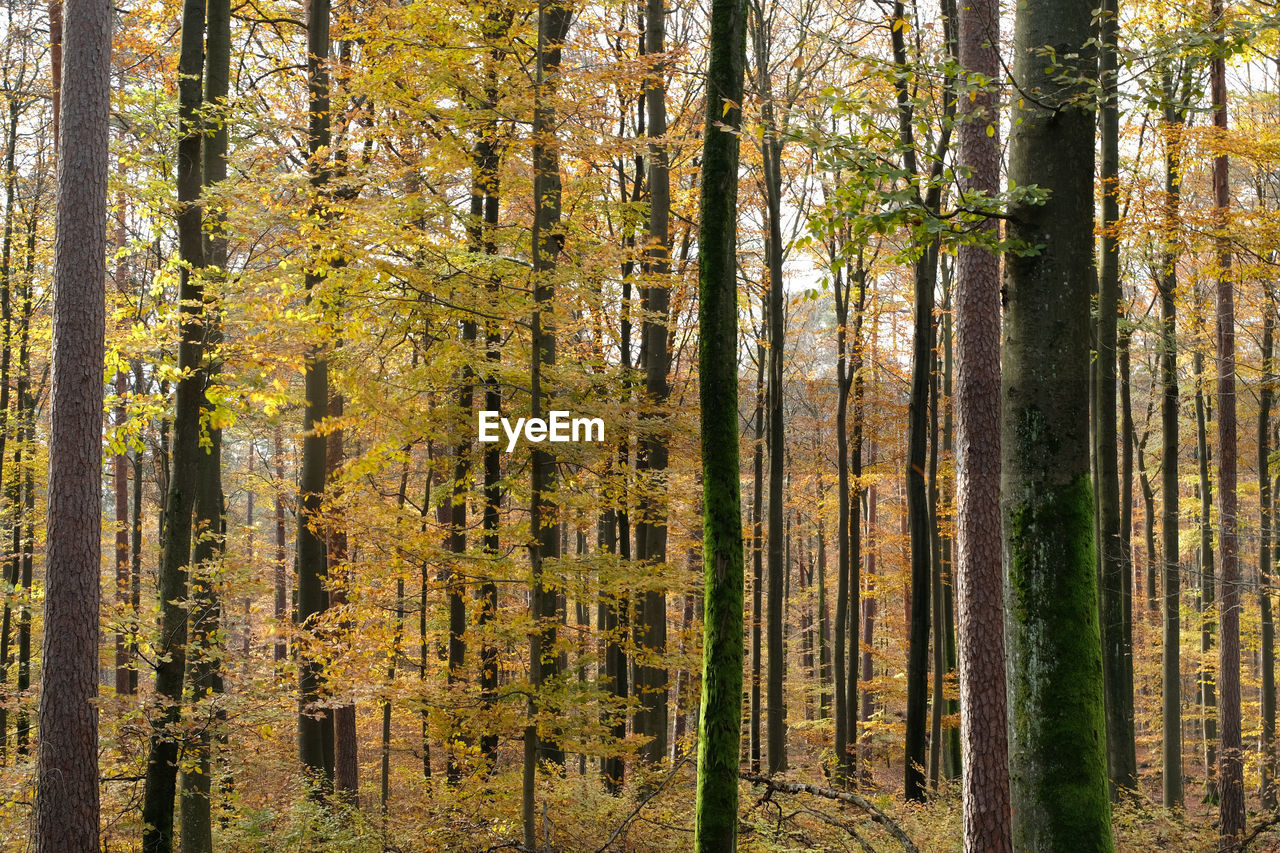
[1098, 0, 1137, 795]
[1211, 7, 1244, 839]
[693, 0, 747, 841]
[34, 0, 108, 843]
[1003, 0, 1113, 843]
[142, 0, 208, 841]
[955, 0, 1010, 839]
[1260, 289, 1275, 809]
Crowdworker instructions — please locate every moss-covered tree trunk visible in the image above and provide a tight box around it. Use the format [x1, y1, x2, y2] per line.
[1002, 0, 1113, 843]
[692, 0, 747, 840]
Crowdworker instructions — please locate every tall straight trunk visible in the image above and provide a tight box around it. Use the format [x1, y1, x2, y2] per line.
[13, 292, 31, 757]
[1159, 74, 1188, 808]
[693, 0, 747, 840]
[475, 39, 504, 769]
[446, 330, 471, 785]
[634, 0, 672, 766]
[751, 0, 788, 777]
[179, 2, 230, 842]
[143, 0, 207, 842]
[955, 0, 1010, 838]
[381, 457, 411, 811]
[1211, 12, 1244, 840]
[274, 427, 287, 662]
[523, 3, 573, 844]
[297, 0, 335, 790]
[1120, 330, 1135, 662]
[0, 96, 18, 758]
[112, 218, 131, 697]
[1098, 0, 1136, 796]
[1196, 347, 1218, 800]
[816, 488, 830, 720]
[889, 0, 954, 797]
[131, 360, 144, 696]
[419, 458, 433, 780]
[750, 309, 765, 773]
[940, 300, 960, 780]
[928, 337, 944, 791]
[859, 477, 876, 782]
[329, 391, 359, 799]
[1003, 0, 1113, 843]
[1260, 291, 1275, 809]
[1137, 431, 1158, 614]
[34, 0, 108, 843]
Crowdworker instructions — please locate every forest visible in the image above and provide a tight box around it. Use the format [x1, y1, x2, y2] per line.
[7, 0, 1280, 848]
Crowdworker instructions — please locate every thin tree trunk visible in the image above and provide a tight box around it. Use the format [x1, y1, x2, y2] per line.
[634, 0, 672, 766]
[1259, 289, 1275, 809]
[1196, 347, 1219, 801]
[273, 427, 288, 662]
[1211, 10, 1244, 838]
[1098, 0, 1136, 795]
[751, 303, 765, 773]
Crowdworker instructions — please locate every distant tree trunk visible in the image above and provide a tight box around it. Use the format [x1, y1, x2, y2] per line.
[329, 391, 359, 800]
[523, 2, 573, 843]
[955, 0, 1010, 838]
[692, 0, 747, 841]
[1259, 289, 1275, 810]
[1120, 328, 1135, 647]
[928, 335, 944, 791]
[890, 0, 954, 797]
[816, 481, 830, 720]
[1003, 0, 1113, 842]
[296, 0, 335, 791]
[859, 477, 876, 783]
[634, 0, 672, 766]
[1159, 70, 1189, 809]
[1195, 346, 1218, 802]
[1211, 9, 1244, 839]
[274, 427, 288, 662]
[445, 329, 471, 786]
[13, 290, 32, 756]
[1098, 0, 1136, 796]
[832, 258, 851, 780]
[750, 302, 765, 773]
[940, 298, 960, 781]
[143, 0, 207, 842]
[34, 0, 108, 844]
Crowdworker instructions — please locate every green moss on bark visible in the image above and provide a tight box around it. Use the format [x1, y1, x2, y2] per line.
[1006, 471, 1113, 852]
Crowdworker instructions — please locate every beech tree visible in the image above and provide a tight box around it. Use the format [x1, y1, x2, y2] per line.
[1001, 0, 1113, 844]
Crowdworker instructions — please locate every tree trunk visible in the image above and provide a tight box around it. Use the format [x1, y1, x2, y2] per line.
[143, 0, 207, 842]
[524, 2, 573, 843]
[751, 303, 765, 773]
[1196, 347, 1218, 802]
[955, 0, 1010, 838]
[1159, 75, 1187, 809]
[1098, 0, 1136, 795]
[1003, 0, 1113, 843]
[1211, 13, 1244, 840]
[634, 0, 672, 766]
[1260, 289, 1275, 809]
[274, 427, 288, 662]
[296, 0, 335, 791]
[34, 0, 108, 843]
[692, 0, 747, 841]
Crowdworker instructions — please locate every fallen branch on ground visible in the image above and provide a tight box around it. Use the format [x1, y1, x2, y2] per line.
[739, 771, 919, 853]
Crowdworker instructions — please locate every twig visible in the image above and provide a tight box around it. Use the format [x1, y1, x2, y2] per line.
[740, 771, 919, 852]
[595, 753, 694, 852]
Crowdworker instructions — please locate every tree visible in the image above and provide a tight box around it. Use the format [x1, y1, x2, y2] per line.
[1002, 0, 1113, 843]
[1210, 0, 1243, 839]
[34, 0, 109, 847]
[1098, 0, 1137, 796]
[693, 0, 748, 843]
[142, 0, 210, 843]
[954, 0, 1009, 839]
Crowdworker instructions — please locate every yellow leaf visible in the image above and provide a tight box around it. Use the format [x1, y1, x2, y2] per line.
[986, 124, 995, 137]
